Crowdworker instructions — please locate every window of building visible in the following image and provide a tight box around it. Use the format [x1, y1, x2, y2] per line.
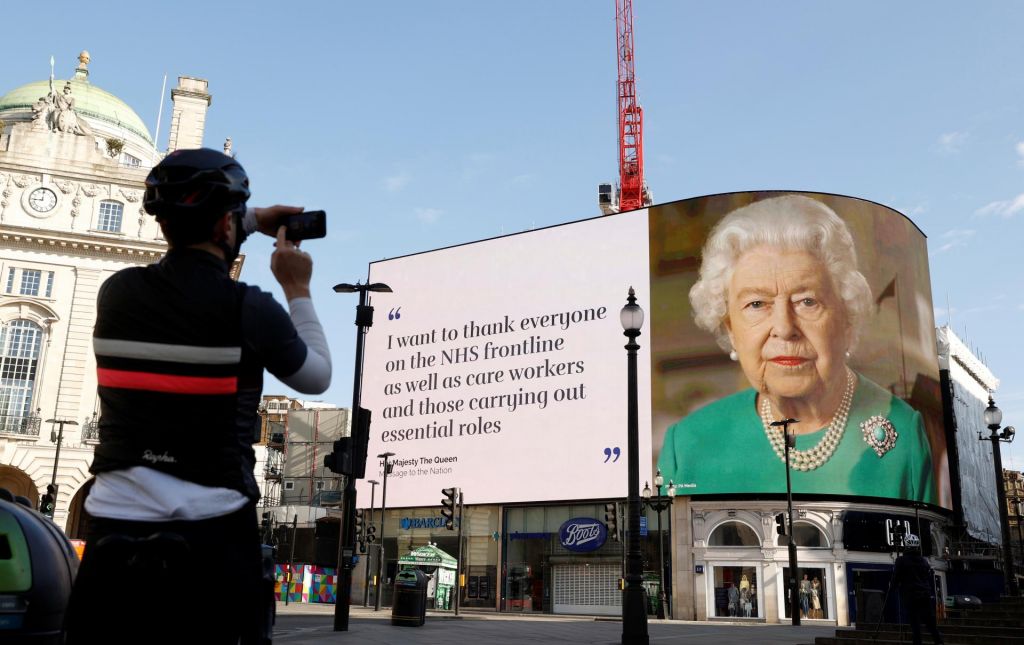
[782, 567, 829, 619]
[3, 268, 55, 298]
[97, 201, 124, 233]
[708, 521, 760, 547]
[19, 270, 41, 296]
[284, 481, 295, 491]
[120, 152, 142, 168]
[0, 320, 43, 420]
[712, 566, 759, 618]
[775, 523, 827, 548]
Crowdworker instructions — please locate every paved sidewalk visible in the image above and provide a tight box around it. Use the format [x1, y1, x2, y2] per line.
[273, 603, 840, 644]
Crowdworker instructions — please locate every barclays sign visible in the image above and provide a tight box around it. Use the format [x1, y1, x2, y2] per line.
[400, 516, 459, 530]
[558, 518, 607, 553]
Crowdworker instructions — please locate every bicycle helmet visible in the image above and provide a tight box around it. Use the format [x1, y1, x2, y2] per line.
[144, 148, 250, 218]
[904, 534, 921, 548]
[144, 148, 251, 260]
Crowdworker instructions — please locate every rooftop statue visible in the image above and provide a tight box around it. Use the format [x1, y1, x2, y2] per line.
[50, 81, 93, 136]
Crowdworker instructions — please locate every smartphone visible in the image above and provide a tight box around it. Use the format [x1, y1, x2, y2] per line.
[285, 210, 327, 241]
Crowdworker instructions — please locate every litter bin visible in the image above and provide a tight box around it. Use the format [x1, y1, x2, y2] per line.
[0, 491, 79, 643]
[391, 569, 428, 627]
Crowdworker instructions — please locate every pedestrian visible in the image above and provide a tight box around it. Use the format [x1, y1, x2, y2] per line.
[894, 534, 944, 645]
[65, 148, 332, 644]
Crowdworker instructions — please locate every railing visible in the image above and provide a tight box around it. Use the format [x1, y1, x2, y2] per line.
[0, 414, 41, 438]
[82, 419, 100, 443]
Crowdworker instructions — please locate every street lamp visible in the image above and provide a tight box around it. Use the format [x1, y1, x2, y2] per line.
[375, 452, 396, 612]
[981, 395, 1018, 595]
[620, 287, 648, 644]
[770, 417, 801, 625]
[44, 418, 78, 518]
[642, 471, 675, 619]
[332, 281, 392, 631]
[363, 479, 380, 607]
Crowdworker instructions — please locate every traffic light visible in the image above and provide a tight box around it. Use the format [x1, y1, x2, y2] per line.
[604, 502, 618, 540]
[354, 508, 365, 538]
[40, 484, 56, 518]
[366, 523, 377, 544]
[323, 436, 353, 475]
[775, 513, 787, 536]
[350, 407, 372, 479]
[323, 408, 372, 478]
[441, 487, 459, 530]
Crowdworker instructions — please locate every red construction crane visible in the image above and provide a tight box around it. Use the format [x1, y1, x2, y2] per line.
[599, 0, 653, 215]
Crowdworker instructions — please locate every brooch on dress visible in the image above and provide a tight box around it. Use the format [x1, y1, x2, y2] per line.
[861, 416, 898, 457]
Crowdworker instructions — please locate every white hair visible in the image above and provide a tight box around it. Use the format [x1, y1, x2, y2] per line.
[688, 194, 873, 353]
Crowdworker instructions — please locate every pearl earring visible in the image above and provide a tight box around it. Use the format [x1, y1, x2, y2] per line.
[729, 350, 738, 361]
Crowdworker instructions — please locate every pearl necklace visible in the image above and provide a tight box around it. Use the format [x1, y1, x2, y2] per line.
[760, 368, 856, 472]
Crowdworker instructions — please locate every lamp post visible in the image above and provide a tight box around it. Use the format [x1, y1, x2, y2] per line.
[363, 479, 379, 607]
[620, 287, 648, 644]
[981, 395, 1018, 595]
[642, 472, 675, 619]
[770, 417, 801, 625]
[375, 452, 395, 611]
[45, 418, 78, 518]
[332, 281, 392, 631]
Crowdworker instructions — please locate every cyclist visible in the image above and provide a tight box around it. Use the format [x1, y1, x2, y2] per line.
[65, 148, 331, 644]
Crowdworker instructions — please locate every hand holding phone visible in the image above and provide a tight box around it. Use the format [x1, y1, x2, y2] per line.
[285, 210, 327, 242]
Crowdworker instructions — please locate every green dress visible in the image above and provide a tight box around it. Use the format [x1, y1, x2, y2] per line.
[657, 373, 938, 504]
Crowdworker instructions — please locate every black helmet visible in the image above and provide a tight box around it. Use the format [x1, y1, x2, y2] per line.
[144, 148, 250, 219]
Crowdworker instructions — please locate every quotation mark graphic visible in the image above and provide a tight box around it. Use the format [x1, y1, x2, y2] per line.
[388, 307, 402, 320]
[603, 447, 621, 463]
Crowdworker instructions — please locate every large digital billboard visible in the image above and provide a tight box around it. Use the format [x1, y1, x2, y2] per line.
[358, 192, 950, 510]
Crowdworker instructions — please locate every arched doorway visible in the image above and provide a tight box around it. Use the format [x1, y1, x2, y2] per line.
[0, 465, 39, 507]
[65, 478, 95, 540]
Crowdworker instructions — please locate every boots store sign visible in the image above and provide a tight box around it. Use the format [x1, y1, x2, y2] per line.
[559, 518, 607, 552]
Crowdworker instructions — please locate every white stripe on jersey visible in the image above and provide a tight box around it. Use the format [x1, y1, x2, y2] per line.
[93, 338, 241, 364]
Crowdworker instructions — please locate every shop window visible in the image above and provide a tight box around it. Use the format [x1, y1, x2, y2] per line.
[776, 522, 827, 547]
[782, 567, 829, 619]
[708, 521, 760, 547]
[712, 566, 758, 618]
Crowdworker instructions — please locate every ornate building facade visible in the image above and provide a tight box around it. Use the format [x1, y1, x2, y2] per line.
[0, 51, 213, 535]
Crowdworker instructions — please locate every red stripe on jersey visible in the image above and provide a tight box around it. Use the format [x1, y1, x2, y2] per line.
[97, 368, 238, 395]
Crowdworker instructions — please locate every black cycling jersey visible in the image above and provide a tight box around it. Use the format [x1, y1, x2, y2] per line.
[92, 248, 307, 499]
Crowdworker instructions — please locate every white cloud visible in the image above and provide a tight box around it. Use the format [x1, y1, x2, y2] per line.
[383, 173, 410, 192]
[415, 207, 442, 224]
[1017, 141, 1024, 167]
[929, 228, 974, 256]
[975, 193, 1024, 218]
[506, 173, 534, 188]
[898, 203, 928, 218]
[933, 306, 956, 322]
[937, 131, 969, 153]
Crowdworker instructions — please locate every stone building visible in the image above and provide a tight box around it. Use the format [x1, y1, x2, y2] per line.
[0, 51, 214, 535]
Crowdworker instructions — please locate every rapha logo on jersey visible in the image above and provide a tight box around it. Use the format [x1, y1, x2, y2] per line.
[142, 449, 177, 464]
[558, 518, 607, 552]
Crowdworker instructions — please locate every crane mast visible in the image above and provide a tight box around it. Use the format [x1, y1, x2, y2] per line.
[599, 0, 652, 215]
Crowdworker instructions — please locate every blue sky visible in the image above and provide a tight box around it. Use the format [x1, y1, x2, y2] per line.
[4, 1, 1023, 462]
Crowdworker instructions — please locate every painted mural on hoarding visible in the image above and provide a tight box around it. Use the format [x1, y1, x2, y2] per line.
[357, 191, 949, 509]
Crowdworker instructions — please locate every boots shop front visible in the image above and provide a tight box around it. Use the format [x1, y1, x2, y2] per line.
[501, 503, 670, 616]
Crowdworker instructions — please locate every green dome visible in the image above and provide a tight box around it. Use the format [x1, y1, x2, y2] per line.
[0, 77, 153, 145]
